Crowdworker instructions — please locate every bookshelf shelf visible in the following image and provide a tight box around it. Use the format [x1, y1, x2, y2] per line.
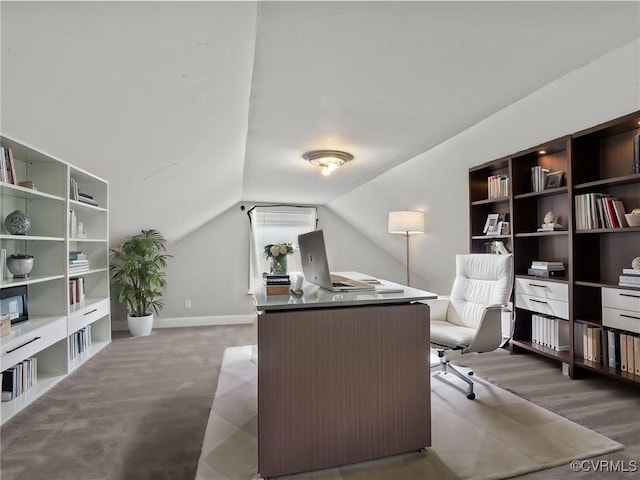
[471, 197, 509, 206]
[1, 135, 110, 425]
[469, 110, 640, 384]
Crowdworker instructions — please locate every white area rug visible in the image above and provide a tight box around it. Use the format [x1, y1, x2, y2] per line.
[196, 346, 623, 480]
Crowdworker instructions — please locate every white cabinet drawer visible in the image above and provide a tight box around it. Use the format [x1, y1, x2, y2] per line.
[68, 298, 110, 333]
[1, 317, 67, 369]
[602, 288, 640, 313]
[515, 278, 568, 302]
[602, 307, 640, 334]
[515, 293, 568, 320]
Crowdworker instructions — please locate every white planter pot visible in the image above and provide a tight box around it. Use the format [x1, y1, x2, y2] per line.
[127, 313, 154, 337]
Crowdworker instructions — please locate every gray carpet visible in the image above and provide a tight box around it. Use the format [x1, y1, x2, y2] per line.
[1, 326, 638, 480]
[0, 325, 255, 480]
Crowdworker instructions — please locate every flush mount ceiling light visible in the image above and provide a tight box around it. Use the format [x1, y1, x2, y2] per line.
[303, 150, 354, 176]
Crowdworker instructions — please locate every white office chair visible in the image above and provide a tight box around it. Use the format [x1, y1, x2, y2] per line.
[428, 253, 513, 400]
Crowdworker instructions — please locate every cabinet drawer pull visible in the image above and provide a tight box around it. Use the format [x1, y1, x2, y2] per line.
[620, 314, 640, 320]
[530, 299, 548, 304]
[83, 309, 98, 316]
[528, 283, 548, 288]
[620, 293, 640, 299]
[6, 337, 41, 354]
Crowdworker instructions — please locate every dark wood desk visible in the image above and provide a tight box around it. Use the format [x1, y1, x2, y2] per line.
[254, 275, 435, 478]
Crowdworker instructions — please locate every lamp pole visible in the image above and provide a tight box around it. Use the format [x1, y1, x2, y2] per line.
[405, 232, 410, 286]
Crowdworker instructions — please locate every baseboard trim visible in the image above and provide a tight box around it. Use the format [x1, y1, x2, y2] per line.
[111, 314, 256, 331]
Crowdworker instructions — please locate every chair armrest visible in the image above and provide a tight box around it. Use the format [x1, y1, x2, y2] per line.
[420, 296, 450, 322]
[463, 306, 503, 354]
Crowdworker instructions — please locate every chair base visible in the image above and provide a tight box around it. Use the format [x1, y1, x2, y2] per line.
[430, 349, 476, 400]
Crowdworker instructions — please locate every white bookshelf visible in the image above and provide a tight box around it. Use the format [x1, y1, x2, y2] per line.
[1, 135, 110, 425]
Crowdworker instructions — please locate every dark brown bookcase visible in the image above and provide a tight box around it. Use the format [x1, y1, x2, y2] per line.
[468, 111, 640, 384]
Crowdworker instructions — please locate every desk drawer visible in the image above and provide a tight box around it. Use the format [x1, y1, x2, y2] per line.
[515, 278, 568, 302]
[68, 298, 110, 333]
[516, 293, 568, 320]
[602, 307, 640, 334]
[602, 288, 640, 313]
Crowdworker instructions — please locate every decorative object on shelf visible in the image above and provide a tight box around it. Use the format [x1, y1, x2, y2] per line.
[302, 150, 353, 176]
[264, 243, 294, 274]
[483, 213, 500, 235]
[388, 210, 425, 286]
[485, 240, 510, 255]
[544, 171, 564, 189]
[537, 211, 563, 232]
[0, 285, 29, 325]
[625, 208, 640, 227]
[110, 229, 171, 337]
[289, 274, 304, 297]
[6, 254, 34, 278]
[4, 210, 31, 235]
[17, 181, 36, 190]
[632, 257, 640, 271]
[0, 314, 10, 337]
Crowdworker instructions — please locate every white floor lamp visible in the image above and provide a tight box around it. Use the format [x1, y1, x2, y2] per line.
[388, 210, 424, 286]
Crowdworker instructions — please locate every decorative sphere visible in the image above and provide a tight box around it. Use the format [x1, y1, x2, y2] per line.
[543, 211, 555, 224]
[632, 208, 640, 214]
[5, 210, 31, 235]
[632, 257, 640, 271]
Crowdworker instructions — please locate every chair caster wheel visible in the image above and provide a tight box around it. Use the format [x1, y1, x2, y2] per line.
[467, 393, 476, 400]
[417, 447, 428, 453]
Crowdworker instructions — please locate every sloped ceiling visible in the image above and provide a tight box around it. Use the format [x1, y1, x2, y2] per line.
[1, 1, 639, 243]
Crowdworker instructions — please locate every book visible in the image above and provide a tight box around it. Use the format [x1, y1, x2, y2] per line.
[264, 284, 291, 296]
[527, 268, 565, 278]
[618, 282, 640, 289]
[635, 336, 640, 376]
[619, 275, 640, 284]
[622, 268, 640, 276]
[601, 327, 608, 366]
[606, 330, 620, 368]
[529, 264, 565, 271]
[633, 134, 640, 175]
[5, 147, 17, 185]
[531, 261, 564, 267]
[621, 333, 628, 371]
[626, 334, 634, 374]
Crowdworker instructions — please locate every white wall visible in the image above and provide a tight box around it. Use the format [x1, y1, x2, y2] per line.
[328, 40, 640, 295]
[144, 202, 405, 322]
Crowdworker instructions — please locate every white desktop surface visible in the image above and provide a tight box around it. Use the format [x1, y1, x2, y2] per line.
[253, 271, 437, 311]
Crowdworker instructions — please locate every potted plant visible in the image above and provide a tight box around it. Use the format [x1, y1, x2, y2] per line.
[110, 229, 171, 337]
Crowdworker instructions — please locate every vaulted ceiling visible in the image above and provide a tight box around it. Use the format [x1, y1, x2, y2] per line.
[2, 1, 639, 242]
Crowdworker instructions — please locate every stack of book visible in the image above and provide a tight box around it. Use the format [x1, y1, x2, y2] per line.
[531, 314, 569, 351]
[78, 192, 99, 207]
[487, 174, 509, 199]
[69, 277, 86, 306]
[619, 268, 640, 289]
[1, 357, 37, 402]
[263, 272, 291, 296]
[531, 166, 549, 192]
[528, 261, 565, 278]
[69, 251, 89, 275]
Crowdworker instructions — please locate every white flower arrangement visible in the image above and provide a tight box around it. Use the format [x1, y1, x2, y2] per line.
[264, 243, 294, 259]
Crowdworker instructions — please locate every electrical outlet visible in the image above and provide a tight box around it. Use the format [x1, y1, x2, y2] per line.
[185, 299, 192, 309]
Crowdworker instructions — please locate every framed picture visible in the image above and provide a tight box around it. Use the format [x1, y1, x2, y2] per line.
[0, 285, 29, 325]
[545, 171, 564, 189]
[498, 221, 510, 235]
[483, 213, 500, 235]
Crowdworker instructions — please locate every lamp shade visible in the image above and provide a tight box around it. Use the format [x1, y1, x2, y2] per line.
[388, 210, 424, 234]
